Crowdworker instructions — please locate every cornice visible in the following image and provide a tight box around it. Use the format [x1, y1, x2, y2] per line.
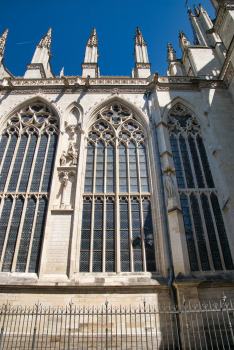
[0, 75, 228, 95]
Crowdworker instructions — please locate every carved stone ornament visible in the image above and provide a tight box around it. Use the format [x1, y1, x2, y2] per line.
[66, 142, 78, 166]
[60, 151, 66, 166]
[164, 172, 176, 197]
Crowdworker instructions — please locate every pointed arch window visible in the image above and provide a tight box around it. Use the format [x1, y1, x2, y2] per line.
[79, 103, 156, 273]
[168, 104, 233, 272]
[0, 101, 58, 273]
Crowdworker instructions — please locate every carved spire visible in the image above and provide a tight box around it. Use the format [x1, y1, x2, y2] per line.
[193, 4, 200, 15]
[179, 31, 190, 45]
[134, 27, 147, 46]
[86, 28, 98, 47]
[37, 28, 52, 52]
[0, 29, 9, 57]
[167, 42, 177, 61]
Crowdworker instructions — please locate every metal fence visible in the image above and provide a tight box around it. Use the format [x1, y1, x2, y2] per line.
[0, 296, 234, 349]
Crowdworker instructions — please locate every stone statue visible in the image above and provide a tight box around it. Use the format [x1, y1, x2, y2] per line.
[60, 151, 66, 166]
[67, 142, 78, 166]
[165, 171, 176, 197]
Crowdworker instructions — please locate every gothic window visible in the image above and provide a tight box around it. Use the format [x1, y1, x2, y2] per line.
[168, 104, 233, 272]
[0, 101, 58, 273]
[79, 103, 156, 273]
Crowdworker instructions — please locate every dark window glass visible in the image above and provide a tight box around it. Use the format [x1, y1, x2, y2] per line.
[30, 135, 48, 192]
[16, 197, 36, 272]
[105, 198, 115, 272]
[170, 136, 185, 188]
[138, 144, 150, 193]
[28, 197, 47, 273]
[197, 136, 215, 188]
[2, 197, 24, 272]
[79, 199, 92, 272]
[119, 144, 128, 193]
[201, 193, 223, 270]
[95, 142, 104, 193]
[84, 145, 94, 193]
[0, 134, 9, 167]
[142, 199, 156, 272]
[92, 199, 103, 272]
[210, 193, 234, 270]
[179, 136, 195, 188]
[131, 198, 143, 272]
[190, 194, 210, 271]
[41, 134, 57, 192]
[8, 134, 28, 192]
[188, 136, 205, 188]
[120, 198, 130, 272]
[0, 197, 12, 259]
[18, 134, 38, 192]
[180, 194, 198, 271]
[0, 134, 18, 191]
[129, 141, 139, 193]
[106, 145, 115, 193]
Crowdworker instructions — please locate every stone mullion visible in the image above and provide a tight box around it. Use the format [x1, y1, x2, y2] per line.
[103, 145, 107, 272]
[89, 146, 97, 272]
[194, 136, 209, 189]
[0, 196, 16, 271]
[16, 134, 31, 193]
[38, 134, 51, 193]
[25, 196, 40, 273]
[115, 140, 120, 273]
[126, 144, 133, 272]
[128, 196, 133, 272]
[140, 196, 146, 272]
[186, 137, 199, 191]
[0, 134, 11, 179]
[207, 194, 226, 270]
[102, 196, 106, 273]
[26, 134, 41, 194]
[187, 194, 202, 272]
[104, 145, 107, 194]
[136, 145, 146, 272]
[11, 195, 28, 272]
[197, 194, 215, 271]
[3, 134, 21, 194]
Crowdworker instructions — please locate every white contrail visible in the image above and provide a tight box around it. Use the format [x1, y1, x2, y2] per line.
[16, 41, 36, 45]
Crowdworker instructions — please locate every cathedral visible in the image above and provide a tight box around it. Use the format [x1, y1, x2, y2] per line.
[0, 0, 234, 347]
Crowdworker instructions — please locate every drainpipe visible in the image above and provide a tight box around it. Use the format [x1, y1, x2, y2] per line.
[145, 89, 180, 349]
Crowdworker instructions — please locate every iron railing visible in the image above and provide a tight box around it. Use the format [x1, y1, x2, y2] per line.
[0, 296, 233, 349]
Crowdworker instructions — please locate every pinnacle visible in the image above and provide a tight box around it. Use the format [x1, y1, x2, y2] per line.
[37, 28, 52, 52]
[87, 28, 98, 47]
[167, 42, 175, 52]
[167, 42, 176, 60]
[0, 28, 9, 57]
[193, 4, 200, 14]
[134, 27, 146, 46]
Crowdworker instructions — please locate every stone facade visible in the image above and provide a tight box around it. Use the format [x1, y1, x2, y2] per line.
[0, 1, 234, 312]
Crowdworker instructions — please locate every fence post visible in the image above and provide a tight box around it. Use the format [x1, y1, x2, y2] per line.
[68, 300, 73, 350]
[0, 302, 7, 348]
[32, 302, 40, 350]
[105, 300, 108, 350]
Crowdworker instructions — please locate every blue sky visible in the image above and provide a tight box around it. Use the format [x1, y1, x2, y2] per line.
[1, 0, 215, 77]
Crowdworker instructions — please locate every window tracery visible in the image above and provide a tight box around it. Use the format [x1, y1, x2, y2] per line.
[168, 103, 233, 272]
[0, 101, 58, 273]
[80, 103, 156, 273]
